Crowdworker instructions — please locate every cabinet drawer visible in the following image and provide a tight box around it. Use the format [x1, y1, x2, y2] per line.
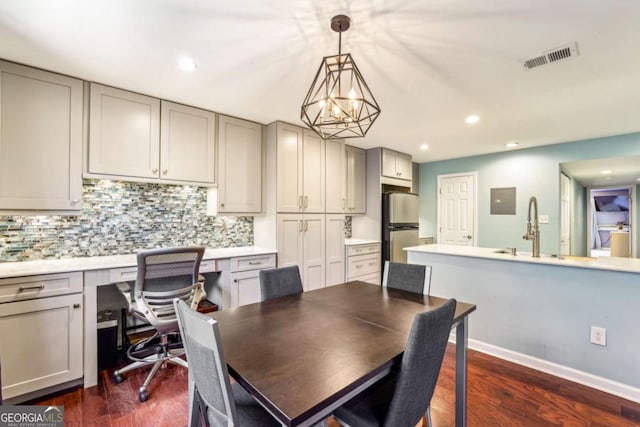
[231, 254, 276, 272]
[347, 243, 380, 257]
[347, 254, 380, 278]
[108, 259, 218, 283]
[0, 272, 83, 303]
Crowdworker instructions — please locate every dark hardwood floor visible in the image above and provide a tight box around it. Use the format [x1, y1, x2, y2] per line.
[31, 344, 640, 426]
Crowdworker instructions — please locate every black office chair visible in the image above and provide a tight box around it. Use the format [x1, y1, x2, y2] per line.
[382, 261, 432, 295]
[173, 299, 280, 426]
[114, 247, 206, 402]
[259, 265, 303, 301]
[333, 298, 456, 427]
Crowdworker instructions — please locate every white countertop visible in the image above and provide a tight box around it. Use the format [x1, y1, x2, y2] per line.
[405, 244, 640, 274]
[0, 246, 277, 279]
[345, 238, 381, 246]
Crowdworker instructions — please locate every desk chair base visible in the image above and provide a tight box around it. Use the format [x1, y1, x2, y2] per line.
[114, 333, 188, 402]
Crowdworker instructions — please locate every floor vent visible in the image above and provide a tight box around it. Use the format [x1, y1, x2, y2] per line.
[522, 42, 579, 69]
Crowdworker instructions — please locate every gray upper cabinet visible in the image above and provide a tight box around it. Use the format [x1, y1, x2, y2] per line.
[217, 115, 262, 213]
[160, 100, 216, 184]
[88, 83, 161, 180]
[346, 145, 366, 214]
[88, 84, 216, 185]
[381, 148, 412, 181]
[0, 61, 82, 212]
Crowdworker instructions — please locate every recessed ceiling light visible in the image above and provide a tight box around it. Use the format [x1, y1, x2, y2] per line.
[464, 114, 480, 125]
[178, 57, 197, 72]
[420, 144, 429, 151]
[601, 169, 612, 175]
[505, 141, 519, 148]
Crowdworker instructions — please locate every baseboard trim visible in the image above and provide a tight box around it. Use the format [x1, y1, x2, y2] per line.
[450, 335, 640, 404]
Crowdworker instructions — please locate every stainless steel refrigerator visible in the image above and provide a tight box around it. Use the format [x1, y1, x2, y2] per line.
[382, 192, 421, 263]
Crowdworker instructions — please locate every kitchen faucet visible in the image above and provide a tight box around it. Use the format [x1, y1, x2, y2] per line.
[523, 196, 540, 257]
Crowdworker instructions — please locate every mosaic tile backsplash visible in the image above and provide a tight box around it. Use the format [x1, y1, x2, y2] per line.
[0, 179, 253, 262]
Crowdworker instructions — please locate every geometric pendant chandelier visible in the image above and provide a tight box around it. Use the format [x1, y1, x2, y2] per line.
[301, 15, 381, 139]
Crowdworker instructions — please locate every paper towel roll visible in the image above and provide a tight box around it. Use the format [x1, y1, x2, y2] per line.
[610, 231, 630, 257]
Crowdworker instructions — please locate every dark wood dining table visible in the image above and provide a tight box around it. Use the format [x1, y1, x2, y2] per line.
[211, 281, 476, 427]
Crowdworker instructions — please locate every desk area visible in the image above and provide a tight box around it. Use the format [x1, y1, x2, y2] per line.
[0, 246, 276, 403]
[212, 281, 476, 427]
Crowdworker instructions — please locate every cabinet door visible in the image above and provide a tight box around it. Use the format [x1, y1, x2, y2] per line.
[325, 139, 346, 213]
[302, 214, 325, 291]
[89, 83, 160, 179]
[381, 148, 398, 178]
[302, 130, 325, 213]
[277, 214, 303, 269]
[218, 116, 262, 212]
[325, 214, 345, 286]
[0, 61, 82, 211]
[346, 145, 366, 214]
[231, 270, 263, 307]
[0, 293, 83, 400]
[276, 124, 303, 212]
[160, 101, 216, 184]
[396, 152, 413, 181]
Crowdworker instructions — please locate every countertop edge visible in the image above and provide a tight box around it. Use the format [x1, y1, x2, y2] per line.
[0, 246, 278, 279]
[405, 244, 640, 274]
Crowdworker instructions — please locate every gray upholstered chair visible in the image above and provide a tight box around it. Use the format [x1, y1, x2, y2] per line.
[114, 247, 206, 402]
[173, 298, 280, 426]
[382, 261, 432, 295]
[333, 298, 456, 427]
[259, 265, 303, 301]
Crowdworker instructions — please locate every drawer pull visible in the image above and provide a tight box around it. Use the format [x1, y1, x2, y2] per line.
[18, 284, 45, 292]
[73, 303, 81, 309]
[248, 261, 262, 265]
[356, 264, 363, 269]
[368, 262, 376, 266]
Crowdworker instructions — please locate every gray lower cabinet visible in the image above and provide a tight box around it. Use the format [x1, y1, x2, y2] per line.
[0, 272, 84, 402]
[230, 254, 276, 307]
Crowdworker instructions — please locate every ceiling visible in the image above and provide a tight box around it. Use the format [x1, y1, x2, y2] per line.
[1, 0, 640, 163]
[561, 156, 640, 187]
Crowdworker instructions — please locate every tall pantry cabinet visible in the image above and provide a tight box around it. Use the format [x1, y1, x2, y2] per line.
[258, 122, 345, 290]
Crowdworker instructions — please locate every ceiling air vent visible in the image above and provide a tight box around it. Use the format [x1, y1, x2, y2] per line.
[522, 42, 579, 70]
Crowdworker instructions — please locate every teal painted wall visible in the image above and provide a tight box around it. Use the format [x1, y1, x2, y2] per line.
[419, 132, 640, 255]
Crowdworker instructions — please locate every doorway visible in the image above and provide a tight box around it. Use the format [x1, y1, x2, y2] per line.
[437, 172, 477, 246]
[587, 186, 634, 257]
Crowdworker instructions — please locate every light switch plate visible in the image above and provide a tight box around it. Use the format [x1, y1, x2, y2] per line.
[539, 214, 549, 224]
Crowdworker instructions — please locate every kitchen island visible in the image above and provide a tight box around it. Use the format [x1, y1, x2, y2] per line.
[406, 244, 640, 403]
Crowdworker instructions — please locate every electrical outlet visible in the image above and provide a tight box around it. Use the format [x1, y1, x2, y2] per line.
[590, 326, 607, 346]
[539, 214, 549, 224]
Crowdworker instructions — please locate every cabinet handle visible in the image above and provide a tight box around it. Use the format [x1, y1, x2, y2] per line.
[70, 199, 80, 205]
[220, 202, 225, 208]
[304, 196, 308, 208]
[73, 303, 81, 309]
[18, 284, 45, 292]
[356, 264, 363, 269]
[368, 262, 376, 266]
[248, 261, 261, 265]
[299, 220, 303, 232]
[304, 220, 308, 232]
[299, 196, 303, 209]
[342, 198, 345, 209]
[234, 279, 238, 283]
[162, 169, 168, 175]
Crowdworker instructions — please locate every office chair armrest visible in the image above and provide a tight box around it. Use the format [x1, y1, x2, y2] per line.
[116, 281, 132, 306]
[191, 282, 207, 310]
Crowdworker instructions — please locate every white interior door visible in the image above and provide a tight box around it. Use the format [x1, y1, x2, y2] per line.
[438, 173, 476, 246]
[560, 173, 571, 255]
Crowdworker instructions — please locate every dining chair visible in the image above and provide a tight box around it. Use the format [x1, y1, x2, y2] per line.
[333, 298, 456, 427]
[114, 247, 206, 402]
[382, 261, 432, 295]
[173, 298, 280, 426]
[259, 265, 304, 301]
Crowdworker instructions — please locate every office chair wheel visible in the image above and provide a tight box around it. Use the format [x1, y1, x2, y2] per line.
[138, 388, 149, 402]
[113, 373, 124, 384]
